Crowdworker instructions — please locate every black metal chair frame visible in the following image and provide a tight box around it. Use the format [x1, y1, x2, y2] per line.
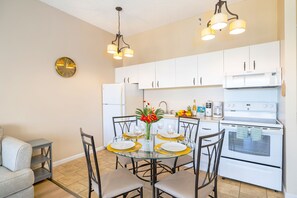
[161, 116, 200, 174]
[112, 115, 137, 172]
[80, 128, 143, 198]
[156, 129, 226, 198]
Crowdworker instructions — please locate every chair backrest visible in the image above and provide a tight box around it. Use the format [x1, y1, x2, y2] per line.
[80, 128, 102, 198]
[112, 115, 138, 137]
[177, 117, 200, 143]
[195, 129, 225, 198]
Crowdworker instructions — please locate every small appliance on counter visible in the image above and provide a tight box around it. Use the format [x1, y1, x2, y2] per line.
[213, 101, 223, 118]
[205, 101, 212, 117]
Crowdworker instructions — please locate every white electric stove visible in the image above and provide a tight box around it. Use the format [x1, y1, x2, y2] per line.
[219, 102, 283, 191]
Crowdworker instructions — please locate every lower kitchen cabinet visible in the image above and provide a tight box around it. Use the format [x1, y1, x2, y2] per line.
[27, 138, 53, 184]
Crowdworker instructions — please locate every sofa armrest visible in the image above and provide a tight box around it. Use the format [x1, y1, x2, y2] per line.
[2, 137, 32, 171]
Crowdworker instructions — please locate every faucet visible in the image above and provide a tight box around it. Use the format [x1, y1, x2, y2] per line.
[159, 101, 168, 114]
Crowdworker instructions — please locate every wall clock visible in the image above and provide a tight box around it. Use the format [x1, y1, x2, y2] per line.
[55, 57, 76, 78]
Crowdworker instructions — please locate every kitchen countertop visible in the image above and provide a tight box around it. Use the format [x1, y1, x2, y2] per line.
[163, 114, 223, 123]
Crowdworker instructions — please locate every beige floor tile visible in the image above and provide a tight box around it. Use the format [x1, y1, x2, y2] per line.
[240, 183, 267, 198]
[67, 182, 87, 194]
[267, 189, 284, 198]
[57, 174, 85, 186]
[218, 181, 240, 197]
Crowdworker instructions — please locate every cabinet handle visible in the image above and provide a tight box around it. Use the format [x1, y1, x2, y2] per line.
[244, 62, 246, 71]
[124, 78, 126, 83]
[203, 139, 212, 142]
[202, 128, 211, 130]
[152, 81, 154, 88]
[157, 81, 159, 87]
[253, 60, 256, 70]
[127, 77, 130, 83]
[193, 78, 195, 85]
[200, 77, 202, 85]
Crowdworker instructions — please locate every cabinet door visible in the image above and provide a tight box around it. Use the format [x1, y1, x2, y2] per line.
[175, 55, 198, 87]
[224, 46, 249, 75]
[125, 65, 139, 83]
[115, 67, 127, 83]
[155, 59, 176, 88]
[250, 41, 280, 73]
[198, 51, 224, 86]
[138, 62, 156, 89]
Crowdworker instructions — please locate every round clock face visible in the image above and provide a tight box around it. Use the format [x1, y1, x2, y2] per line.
[55, 57, 76, 78]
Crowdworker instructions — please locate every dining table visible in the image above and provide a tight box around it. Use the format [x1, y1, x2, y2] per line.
[106, 132, 195, 198]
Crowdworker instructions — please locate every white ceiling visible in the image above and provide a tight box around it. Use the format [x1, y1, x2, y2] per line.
[40, 0, 244, 36]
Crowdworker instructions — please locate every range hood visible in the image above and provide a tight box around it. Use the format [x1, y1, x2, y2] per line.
[223, 71, 281, 89]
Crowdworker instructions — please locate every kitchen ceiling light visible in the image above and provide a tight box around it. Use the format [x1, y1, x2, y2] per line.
[201, 27, 216, 41]
[107, 7, 133, 60]
[229, 19, 246, 35]
[201, 0, 246, 40]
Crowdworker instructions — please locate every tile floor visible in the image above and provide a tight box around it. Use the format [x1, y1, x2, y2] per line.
[53, 149, 283, 198]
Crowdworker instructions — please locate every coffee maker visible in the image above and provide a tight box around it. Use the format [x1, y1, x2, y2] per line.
[213, 101, 223, 118]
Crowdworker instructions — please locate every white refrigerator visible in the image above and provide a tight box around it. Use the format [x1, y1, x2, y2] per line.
[102, 83, 143, 146]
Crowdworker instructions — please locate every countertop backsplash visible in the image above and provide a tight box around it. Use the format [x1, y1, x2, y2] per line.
[144, 86, 224, 112]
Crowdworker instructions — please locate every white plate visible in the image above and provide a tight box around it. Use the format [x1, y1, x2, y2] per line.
[161, 142, 187, 152]
[160, 132, 180, 138]
[110, 141, 135, 150]
[125, 132, 144, 137]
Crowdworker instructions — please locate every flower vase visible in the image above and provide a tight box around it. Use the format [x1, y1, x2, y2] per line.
[145, 123, 152, 140]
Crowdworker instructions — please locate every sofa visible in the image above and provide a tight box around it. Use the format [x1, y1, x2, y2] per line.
[0, 129, 34, 198]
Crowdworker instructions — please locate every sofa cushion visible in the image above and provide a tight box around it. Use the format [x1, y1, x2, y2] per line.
[0, 166, 34, 197]
[0, 128, 3, 166]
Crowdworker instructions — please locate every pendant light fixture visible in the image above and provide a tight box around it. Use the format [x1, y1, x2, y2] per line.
[201, 0, 246, 41]
[107, 7, 134, 60]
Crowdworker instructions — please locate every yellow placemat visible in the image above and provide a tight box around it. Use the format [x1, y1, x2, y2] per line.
[123, 133, 144, 140]
[156, 133, 185, 141]
[154, 143, 191, 156]
[107, 142, 142, 153]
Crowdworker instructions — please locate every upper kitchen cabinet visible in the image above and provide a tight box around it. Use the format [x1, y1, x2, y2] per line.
[198, 51, 224, 86]
[249, 41, 280, 73]
[155, 59, 176, 88]
[138, 62, 156, 89]
[115, 65, 139, 83]
[224, 41, 280, 75]
[175, 55, 198, 87]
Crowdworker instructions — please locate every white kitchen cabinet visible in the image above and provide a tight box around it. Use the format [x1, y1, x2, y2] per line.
[249, 41, 280, 73]
[198, 51, 224, 86]
[155, 59, 176, 88]
[115, 65, 139, 84]
[138, 62, 156, 89]
[224, 41, 280, 75]
[175, 55, 198, 87]
[224, 46, 249, 75]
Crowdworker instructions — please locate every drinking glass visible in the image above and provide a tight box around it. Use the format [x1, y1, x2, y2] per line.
[157, 120, 164, 133]
[134, 125, 142, 142]
[167, 124, 175, 135]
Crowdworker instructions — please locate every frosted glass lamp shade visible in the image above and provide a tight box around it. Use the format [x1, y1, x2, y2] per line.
[201, 27, 215, 41]
[124, 48, 134, 57]
[107, 44, 117, 54]
[113, 51, 123, 60]
[211, 13, 228, 30]
[229, 19, 246, 35]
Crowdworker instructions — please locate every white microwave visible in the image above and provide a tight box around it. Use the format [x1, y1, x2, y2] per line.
[223, 72, 281, 89]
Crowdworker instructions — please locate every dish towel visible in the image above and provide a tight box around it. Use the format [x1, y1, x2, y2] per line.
[236, 126, 248, 139]
[251, 127, 262, 141]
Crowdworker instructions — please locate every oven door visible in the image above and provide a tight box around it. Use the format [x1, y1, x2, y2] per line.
[220, 124, 283, 167]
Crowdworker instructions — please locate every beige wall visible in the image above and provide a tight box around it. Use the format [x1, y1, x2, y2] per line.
[0, 0, 115, 161]
[124, 0, 278, 66]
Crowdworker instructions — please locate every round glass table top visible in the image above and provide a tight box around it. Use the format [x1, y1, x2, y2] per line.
[107, 134, 195, 160]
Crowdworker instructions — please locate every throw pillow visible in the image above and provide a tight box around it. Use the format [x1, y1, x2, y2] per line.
[0, 128, 3, 166]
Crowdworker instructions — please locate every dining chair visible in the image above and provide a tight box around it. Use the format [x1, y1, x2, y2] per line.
[80, 128, 143, 198]
[112, 115, 141, 173]
[155, 129, 225, 198]
[160, 116, 200, 173]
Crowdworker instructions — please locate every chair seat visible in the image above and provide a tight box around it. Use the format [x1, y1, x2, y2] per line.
[155, 171, 213, 198]
[92, 168, 143, 198]
[161, 154, 193, 169]
[118, 155, 141, 166]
